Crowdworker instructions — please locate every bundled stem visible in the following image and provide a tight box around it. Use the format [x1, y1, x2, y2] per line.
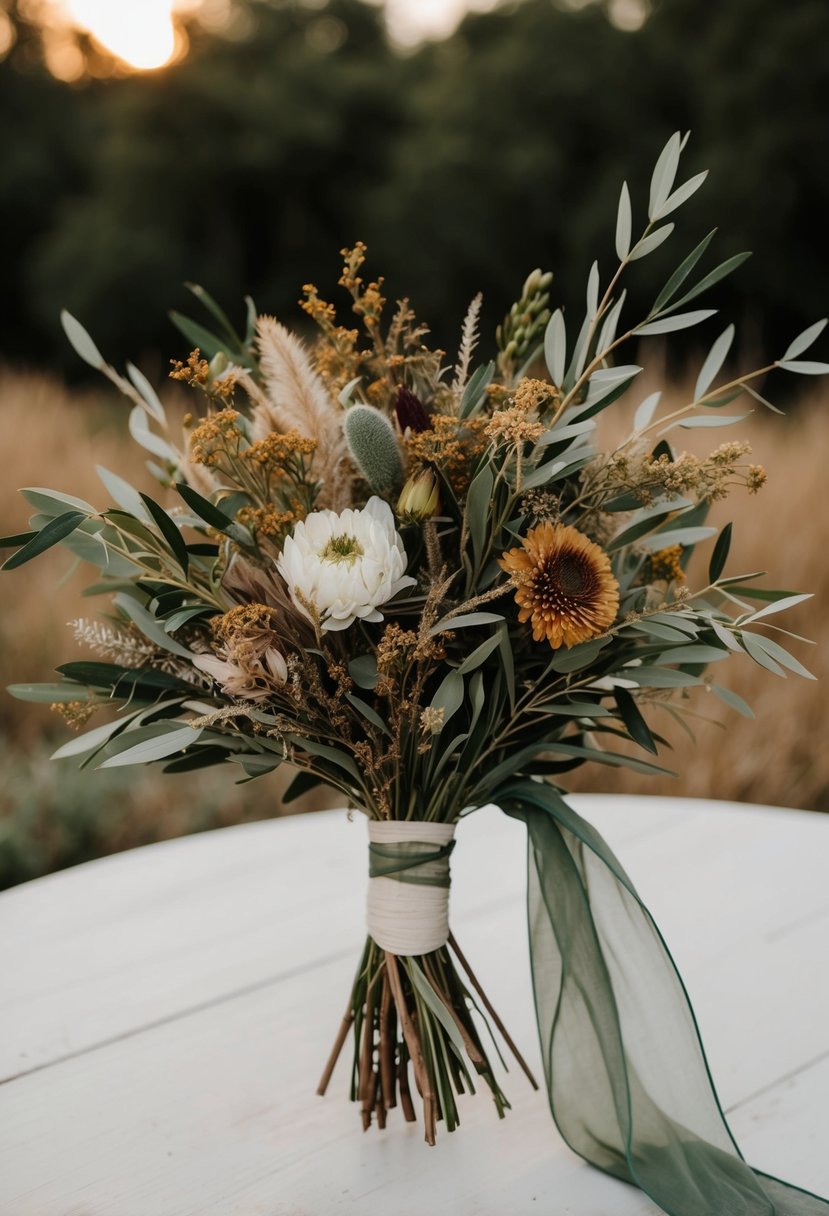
[318, 934, 537, 1144]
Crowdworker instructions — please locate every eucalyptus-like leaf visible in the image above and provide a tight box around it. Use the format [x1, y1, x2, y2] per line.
[630, 223, 674, 262]
[741, 593, 813, 624]
[635, 309, 716, 336]
[781, 318, 827, 362]
[597, 290, 627, 356]
[676, 413, 751, 429]
[652, 230, 716, 313]
[114, 592, 193, 659]
[21, 486, 96, 517]
[97, 466, 151, 519]
[465, 463, 494, 569]
[430, 669, 465, 727]
[459, 360, 495, 418]
[777, 359, 829, 375]
[99, 724, 202, 768]
[666, 252, 751, 313]
[586, 260, 600, 320]
[651, 170, 708, 221]
[648, 131, 682, 220]
[61, 310, 104, 370]
[615, 181, 632, 260]
[544, 309, 566, 387]
[695, 324, 735, 401]
[743, 383, 785, 415]
[1, 510, 87, 571]
[429, 611, 504, 636]
[633, 391, 662, 431]
[126, 362, 165, 423]
[638, 526, 717, 549]
[7, 681, 94, 703]
[656, 644, 728, 665]
[708, 522, 732, 583]
[742, 633, 815, 679]
[584, 364, 642, 408]
[710, 684, 754, 718]
[129, 406, 179, 463]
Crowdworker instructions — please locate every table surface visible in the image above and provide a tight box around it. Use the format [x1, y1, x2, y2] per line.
[0, 795, 827, 1216]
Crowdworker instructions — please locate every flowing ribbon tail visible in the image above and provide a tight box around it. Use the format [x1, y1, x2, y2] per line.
[496, 779, 829, 1216]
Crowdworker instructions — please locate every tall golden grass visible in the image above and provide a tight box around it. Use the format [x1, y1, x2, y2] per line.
[0, 366, 825, 884]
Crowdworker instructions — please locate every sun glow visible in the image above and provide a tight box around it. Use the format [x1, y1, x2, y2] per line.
[65, 0, 178, 70]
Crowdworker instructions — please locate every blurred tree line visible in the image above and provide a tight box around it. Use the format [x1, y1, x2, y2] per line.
[1, 0, 827, 377]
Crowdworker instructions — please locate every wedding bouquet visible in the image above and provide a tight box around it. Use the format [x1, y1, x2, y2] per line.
[4, 134, 828, 1215]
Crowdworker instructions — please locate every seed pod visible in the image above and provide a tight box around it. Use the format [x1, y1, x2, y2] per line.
[344, 405, 404, 497]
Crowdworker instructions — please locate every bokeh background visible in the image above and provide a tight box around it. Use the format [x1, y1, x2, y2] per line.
[2, 0, 828, 888]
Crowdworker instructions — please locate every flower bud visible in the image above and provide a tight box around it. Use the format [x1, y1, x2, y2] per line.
[394, 386, 431, 434]
[397, 470, 439, 523]
[208, 351, 228, 379]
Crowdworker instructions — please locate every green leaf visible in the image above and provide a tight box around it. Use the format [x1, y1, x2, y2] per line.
[653, 230, 716, 313]
[709, 684, 754, 719]
[430, 669, 465, 728]
[140, 493, 189, 575]
[638, 526, 717, 550]
[635, 309, 716, 337]
[168, 311, 226, 362]
[652, 170, 708, 221]
[584, 364, 642, 407]
[97, 466, 149, 519]
[61, 310, 104, 370]
[777, 359, 829, 376]
[629, 223, 674, 261]
[1, 510, 86, 571]
[7, 681, 93, 703]
[0, 530, 35, 549]
[348, 654, 378, 690]
[99, 724, 202, 768]
[615, 181, 632, 260]
[57, 661, 191, 694]
[695, 324, 735, 401]
[544, 309, 566, 387]
[185, 282, 243, 348]
[114, 593, 193, 659]
[429, 611, 503, 636]
[176, 482, 235, 530]
[613, 667, 701, 688]
[781, 318, 827, 362]
[126, 362, 165, 423]
[677, 414, 751, 429]
[708, 522, 732, 583]
[345, 693, 391, 736]
[51, 713, 138, 759]
[21, 487, 97, 517]
[741, 633, 815, 680]
[741, 632, 786, 677]
[742, 592, 812, 623]
[597, 290, 627, 354]
[614, 688, 657, 754]
[656, 645, 728, 665]
[648, 131, 682, 219]
[459, 361, 495, 418]
[665, 252, 751, 313]
[497, 620, 515, 713]
[465, 463, 494, 570]
[455, 633, 501, 676]
[285, 735, 361, 781]
[281, 770, 325, 804]
[549, 635, 613, 673]
[608, 497, 693, 551]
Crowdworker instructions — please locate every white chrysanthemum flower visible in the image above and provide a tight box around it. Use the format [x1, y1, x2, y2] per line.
[276, 496, 416, 632]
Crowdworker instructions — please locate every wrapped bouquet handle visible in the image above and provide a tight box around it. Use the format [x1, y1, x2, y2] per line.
[499, 778, 829, 1215]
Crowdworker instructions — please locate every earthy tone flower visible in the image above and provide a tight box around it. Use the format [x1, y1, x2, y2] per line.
[648, 545, 685, 583]
[404, 414, 488, 495]
[194, 602, 289, 702]
[276, 496, 416, 632]
[499, 522, 619, 648]
[397, 470, 439, 523]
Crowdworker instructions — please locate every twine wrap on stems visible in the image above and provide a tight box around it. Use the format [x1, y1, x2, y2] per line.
[366, 821, 456, 955]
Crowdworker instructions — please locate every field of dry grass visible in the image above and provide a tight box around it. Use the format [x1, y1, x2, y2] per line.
[0, 366, 825, 885]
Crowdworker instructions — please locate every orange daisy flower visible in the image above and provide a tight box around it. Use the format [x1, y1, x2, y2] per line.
[499, 522, 620, 649]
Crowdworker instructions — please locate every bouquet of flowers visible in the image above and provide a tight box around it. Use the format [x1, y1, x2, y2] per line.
[4, 133, 828, 1215]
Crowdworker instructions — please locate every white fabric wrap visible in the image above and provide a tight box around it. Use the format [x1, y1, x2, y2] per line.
[366, 820, 456, 955]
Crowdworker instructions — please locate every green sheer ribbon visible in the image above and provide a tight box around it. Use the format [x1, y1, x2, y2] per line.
[368, 839, 455, 887]
[495, 778, 829, 1216]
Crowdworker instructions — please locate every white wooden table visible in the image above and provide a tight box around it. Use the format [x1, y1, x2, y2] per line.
[0, 796, 827, 1215]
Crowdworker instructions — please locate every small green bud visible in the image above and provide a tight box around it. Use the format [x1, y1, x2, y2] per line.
[522, 268, 544, 298]
[344, 404, 404, 497]
[208, 351, 228, 379]
[397, 470, 439, 523]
